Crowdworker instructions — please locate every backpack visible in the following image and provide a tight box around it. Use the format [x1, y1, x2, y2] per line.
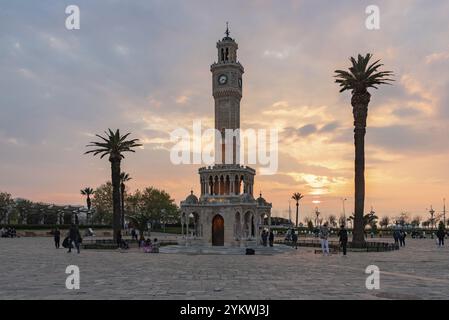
[246, 248, 255, 255]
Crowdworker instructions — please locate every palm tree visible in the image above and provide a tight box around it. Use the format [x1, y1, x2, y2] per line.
[380, 216, 390, 229]
[328, 214, 337, 229]
[80, 187, 94, 224]
[85, 129, 141, 242]
[334, 54, 394, 246]
[120, 172, 132, 229]
[348, 211, 379, 230]
[291, 193, 304, 227]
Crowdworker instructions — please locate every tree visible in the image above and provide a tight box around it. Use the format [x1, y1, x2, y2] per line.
[328, 214, 337, 228]
[411, 216, 421, 228]
[0, 192, 14, 224]
[291, 193, 304, 227]
[314, 207, 321, 227]
[380, 216, 390, 229]
[120, 172, 132, 229]
[348, 211, 379, 230]
[14, 199, 32, 224]
[80, 187, 94, 224]
[126, 187, 179, 239]
[338, 214, 346, 227]
[335, 54, 394, 246]
[397, 212, 410, 227]
[91, 183, 113, 225]
[303, 217, 314, 232]
[85, 129, 141, 242]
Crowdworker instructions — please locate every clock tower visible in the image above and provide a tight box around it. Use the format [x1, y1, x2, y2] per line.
[180, 26, 272, 247]
[210, 24, 244, 164]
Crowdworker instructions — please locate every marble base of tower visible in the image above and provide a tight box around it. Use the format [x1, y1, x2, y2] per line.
[180, 164, 272, 247]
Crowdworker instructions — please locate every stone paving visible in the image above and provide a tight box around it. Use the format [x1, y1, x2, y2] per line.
[0, 236, 448, 300]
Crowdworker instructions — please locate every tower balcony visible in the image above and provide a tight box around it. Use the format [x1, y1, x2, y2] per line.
[198, 164, 256, 198]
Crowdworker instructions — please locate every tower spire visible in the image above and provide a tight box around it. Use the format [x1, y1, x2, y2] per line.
[225, 21, 230, 38]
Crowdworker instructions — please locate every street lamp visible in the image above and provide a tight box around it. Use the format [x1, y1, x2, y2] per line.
[429, 206, 435, 230]
[341, 198, 347, 217]
[443, 198, 446, 226]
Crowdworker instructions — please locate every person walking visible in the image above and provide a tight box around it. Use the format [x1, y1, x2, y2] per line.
[436, 222, 446, 247]
[319, 222, 330, 255]
[53, 227, 61, 249]
[67, 224, 81, 254]
[291, 230, 298, 249]
[261, 230, 268, 246]
[399, 230, 406, 247]
[393, 227, 401, 247]
[131, 228, 137, 241]
[337, 224, 348, 256]
[268, 230, 274, 247]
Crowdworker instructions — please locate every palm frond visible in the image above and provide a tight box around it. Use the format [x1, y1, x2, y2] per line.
[85, 128, 142, 160]
[334, 53, 394, 93]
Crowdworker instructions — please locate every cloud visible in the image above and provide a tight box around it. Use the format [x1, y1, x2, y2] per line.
[263, 46, 299, 60]
[1, 0, 449, 218]
[425, 51, 449, 64]
[368, 125, 444, 153]
[175, 95, 189, 104]
[320, 121, 340, 133]
[392, 107, 422, 118]
[298, 124, 317, 136]
[114, 44, 130, 56]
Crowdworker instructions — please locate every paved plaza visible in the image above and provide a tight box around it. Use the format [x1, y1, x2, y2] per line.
[1, 236, 448, 300]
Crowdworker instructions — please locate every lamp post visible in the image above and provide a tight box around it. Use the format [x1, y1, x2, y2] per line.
[443, 198, 446, 226]
[341, 198, 347, 217]
[429, 206, 435, 230]
[314, 207, 321, 227]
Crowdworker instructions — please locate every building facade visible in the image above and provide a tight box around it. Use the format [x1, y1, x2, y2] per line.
[180, 28, 272, 246]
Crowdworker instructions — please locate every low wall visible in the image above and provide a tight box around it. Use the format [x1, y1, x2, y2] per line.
[276, 239, 399, 252]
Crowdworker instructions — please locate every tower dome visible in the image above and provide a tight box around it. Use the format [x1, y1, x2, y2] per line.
[257, 192, 269, 206]
[184, 190, 198, 204]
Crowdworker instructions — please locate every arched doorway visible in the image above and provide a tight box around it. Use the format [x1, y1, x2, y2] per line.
[212, 214, 224, 246]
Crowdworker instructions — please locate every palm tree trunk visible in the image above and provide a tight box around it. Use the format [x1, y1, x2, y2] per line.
[86, 196, 91, 225]
[121, 183, 125, 230]
[110, 157, 122, 243]
[352, 91, 370, 247]
[295, 203, 299, 227]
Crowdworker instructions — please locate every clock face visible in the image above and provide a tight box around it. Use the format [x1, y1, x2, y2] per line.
[238, 78, 242, 88]
[218, 74, 228, 85]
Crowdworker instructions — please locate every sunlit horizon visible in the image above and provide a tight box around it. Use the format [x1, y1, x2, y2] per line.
[1, 0, 449, 222]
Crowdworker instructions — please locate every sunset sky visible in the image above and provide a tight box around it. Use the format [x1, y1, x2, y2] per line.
[1, 0, 449, 221]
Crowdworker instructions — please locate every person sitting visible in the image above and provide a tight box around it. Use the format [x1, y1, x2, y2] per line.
[143, 239, 152, 253]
